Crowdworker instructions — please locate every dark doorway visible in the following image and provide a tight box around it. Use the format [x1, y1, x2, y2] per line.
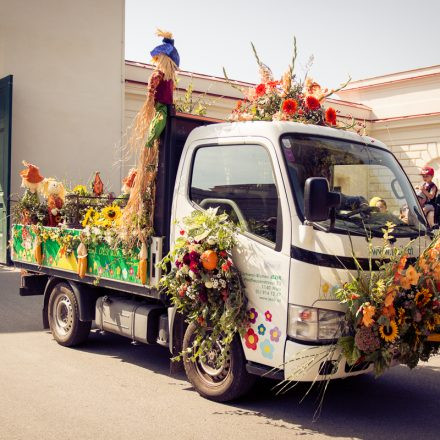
[0, 75, 13, 265]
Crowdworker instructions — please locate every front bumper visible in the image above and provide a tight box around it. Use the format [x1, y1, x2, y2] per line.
[284, 339, 373, 381]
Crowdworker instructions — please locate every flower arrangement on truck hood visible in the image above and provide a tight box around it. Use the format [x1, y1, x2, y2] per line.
[224, 38, 355, 130]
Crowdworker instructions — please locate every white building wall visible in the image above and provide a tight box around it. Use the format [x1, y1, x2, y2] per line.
[0, 0, 125, 195]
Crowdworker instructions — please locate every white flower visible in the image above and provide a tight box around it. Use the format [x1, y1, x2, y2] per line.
[205, 281, 213, 289]
[180, 265, 189, 275]
[189, 270, 197, 280]
[91, 227, 101, 235]
[213, 280, 219, 289]
[220, 279, 226, 288]
[207, 236, 216, 245]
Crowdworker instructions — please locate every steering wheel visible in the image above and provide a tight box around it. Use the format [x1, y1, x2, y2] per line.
[337, 205, 376, 220]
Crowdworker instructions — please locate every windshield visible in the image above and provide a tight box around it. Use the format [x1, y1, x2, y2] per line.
[281, 133, 427, 237]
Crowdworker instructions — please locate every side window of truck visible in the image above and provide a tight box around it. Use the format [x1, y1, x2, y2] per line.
[190, 144, 280, 243]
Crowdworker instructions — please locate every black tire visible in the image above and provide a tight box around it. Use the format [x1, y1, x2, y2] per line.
[48, 282, 91, 347]
[183, 322, 256, 402]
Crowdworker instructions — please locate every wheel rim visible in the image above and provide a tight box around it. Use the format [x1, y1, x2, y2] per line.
[194, 340, 232, 385]
[52, 290, 74, 337]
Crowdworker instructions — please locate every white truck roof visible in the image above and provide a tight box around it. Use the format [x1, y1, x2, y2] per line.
[185, 120, 387, 150]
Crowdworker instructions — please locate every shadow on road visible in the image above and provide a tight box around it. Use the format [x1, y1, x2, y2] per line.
[75, 329, 440, 440]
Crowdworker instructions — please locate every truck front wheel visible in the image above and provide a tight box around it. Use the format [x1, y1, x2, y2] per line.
[182, 322, 256, 402]
[48, 282, 91, 346]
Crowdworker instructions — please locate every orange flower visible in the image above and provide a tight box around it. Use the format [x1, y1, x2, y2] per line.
[434, 264, 440, 282]
[235, 100, 243, 110]
[384, 288, 396, 307]
[399, 265, 420, 290]
[325, 107, 337, 126]
[267, 80, 280, 89]
[418, 256, 429, 274]
[362, 303, 376, 327]
[304, 95, 321, 111]
[282, 99, 298, 115]
[255, 83, 266, 97]
[381, 305, 396, 319]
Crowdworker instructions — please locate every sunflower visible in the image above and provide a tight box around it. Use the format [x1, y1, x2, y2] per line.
[97, 205, 122, 227]
[379, 320, 399, 342]
[397, 307, 406, 325]
[81, 207, 96, 227]
[415, 288, 432, 306]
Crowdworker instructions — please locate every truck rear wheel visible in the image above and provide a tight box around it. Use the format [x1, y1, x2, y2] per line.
[48, 282, 91, 346]
[182, 322, 255, 402]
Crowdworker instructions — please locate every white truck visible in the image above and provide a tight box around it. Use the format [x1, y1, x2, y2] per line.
[13, 112, 428, 402]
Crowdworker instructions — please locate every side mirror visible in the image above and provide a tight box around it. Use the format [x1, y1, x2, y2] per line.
[304, 177, 341, 222]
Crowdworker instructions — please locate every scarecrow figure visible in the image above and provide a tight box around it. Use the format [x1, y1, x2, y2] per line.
[19, 161, 45, 224]
[120, 29, 179, 246]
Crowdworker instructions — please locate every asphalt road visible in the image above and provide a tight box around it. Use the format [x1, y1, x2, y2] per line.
[1, 266, 439, 440]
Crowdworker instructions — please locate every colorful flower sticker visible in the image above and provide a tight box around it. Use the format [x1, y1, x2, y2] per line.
[244, 328, 259, 350]
[122, 268, 128, 280]
[257, 324, 266, 336]
[270, 327, 281, 342]
[248, 308, 258, 324]
[260, 339, 274, 359]
[264, 310, 272, 322]
[322, 282, 330, 296]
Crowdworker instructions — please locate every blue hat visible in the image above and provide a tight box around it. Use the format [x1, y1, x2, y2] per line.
[150, 37, 180, 67]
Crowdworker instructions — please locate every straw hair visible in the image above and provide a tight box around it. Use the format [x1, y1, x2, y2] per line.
[156, 29, 173, 40]
[152, 53, 178, 82]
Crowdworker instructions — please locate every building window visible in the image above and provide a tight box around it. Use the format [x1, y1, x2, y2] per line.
[190, 144, 280, 243]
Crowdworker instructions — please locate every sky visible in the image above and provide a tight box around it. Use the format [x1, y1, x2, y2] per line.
[125, 0, 440, 89]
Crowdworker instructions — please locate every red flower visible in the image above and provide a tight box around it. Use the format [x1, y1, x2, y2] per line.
[304, 95, 321, 111]
[189, 260, 199, 273]
[325, 107, 337, 126]
[179, 230, 185, 235]
[282, 99, 298, 115]
[219, 250, 227, 258]
[267, 80, 280, 89]
[264, 310, 273, 322]
[244, 328, 258, 350]
[255, 83, 266, 97]
[298, 109, 304, 115]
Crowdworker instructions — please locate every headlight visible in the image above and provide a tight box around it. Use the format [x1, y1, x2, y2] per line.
[287, 305, 344, 343]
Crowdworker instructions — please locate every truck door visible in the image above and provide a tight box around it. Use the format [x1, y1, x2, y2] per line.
[174, 139, 292, 369]
[0, 75, 13, 265]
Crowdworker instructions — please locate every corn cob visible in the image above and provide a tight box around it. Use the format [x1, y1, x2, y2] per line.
[76, 242, 88, 279]
[137, 241, 148, 285]
[34, 236, 42, 266]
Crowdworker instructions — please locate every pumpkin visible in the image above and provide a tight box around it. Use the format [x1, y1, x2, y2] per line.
[200, 250, 218, 271]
